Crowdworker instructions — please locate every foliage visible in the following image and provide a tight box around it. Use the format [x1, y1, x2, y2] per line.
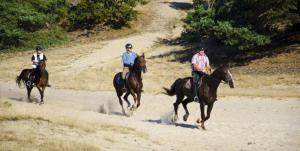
[0, 0, 140, 52]
[68, 0, 138, 30]
[185, 0, 299, 50]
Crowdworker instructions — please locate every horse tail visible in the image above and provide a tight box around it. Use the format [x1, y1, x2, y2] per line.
[163, 78, 181, 96]
[16, 70, 26, 88]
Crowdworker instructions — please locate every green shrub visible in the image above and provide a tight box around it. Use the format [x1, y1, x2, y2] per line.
[68, 0, 138, 30]
[0, 0, 139, 52]
[185, 0, 299, 50]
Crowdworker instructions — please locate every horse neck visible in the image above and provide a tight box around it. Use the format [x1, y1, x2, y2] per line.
[130, 65, 142, 81]
[207, 70, 222, 92]
[39, 62, 46, 72]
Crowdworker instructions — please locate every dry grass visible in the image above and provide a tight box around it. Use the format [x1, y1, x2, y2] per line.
[0, 99, 150, 151]
[0, 100, 145, 135]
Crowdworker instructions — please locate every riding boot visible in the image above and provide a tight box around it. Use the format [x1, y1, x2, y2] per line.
[122, 79, 127, 92]
[193, 82, 199, 102]
[192, 72, 199, 102]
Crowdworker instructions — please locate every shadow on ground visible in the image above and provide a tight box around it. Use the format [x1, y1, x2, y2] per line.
[145, 119, 199, 129]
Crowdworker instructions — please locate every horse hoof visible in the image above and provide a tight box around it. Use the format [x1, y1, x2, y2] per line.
[171, 117, 175, 123]
[196, 118, 201, 124]
[201, 125, 206, 130]
[172, 115, 178, 123]
[39, 102, 44, 105]
[130, 106, 136, 111]
[183, 114, 189, 121]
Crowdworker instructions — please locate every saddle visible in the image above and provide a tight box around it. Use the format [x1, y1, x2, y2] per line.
[185, 77, 204, 89]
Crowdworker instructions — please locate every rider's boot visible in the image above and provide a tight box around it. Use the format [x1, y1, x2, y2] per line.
[193, 78, 200, 103]
[122, 79, 127, 92]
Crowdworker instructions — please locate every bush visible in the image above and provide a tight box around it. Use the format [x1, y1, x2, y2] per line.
[185, 0, 299, 50]
[68, 0, 138, 30]
[0, 0, 140, 52]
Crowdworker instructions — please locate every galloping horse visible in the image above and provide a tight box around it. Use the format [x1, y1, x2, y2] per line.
[163, 64, 234, 130]
[16, 61, 49, 104]
[113, 54, 147, 115]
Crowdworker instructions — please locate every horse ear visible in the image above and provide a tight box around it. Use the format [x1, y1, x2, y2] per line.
[141, 53, 145, 57]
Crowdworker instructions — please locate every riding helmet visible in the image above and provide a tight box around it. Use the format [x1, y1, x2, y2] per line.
[125, 43, 133, 49]
[36, 46, 44, 51]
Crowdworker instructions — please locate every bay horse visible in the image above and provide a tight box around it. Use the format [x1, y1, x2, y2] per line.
[113, 54, 147, 115]
[163, 64, 234, 130]
[16, 61, 49, 104]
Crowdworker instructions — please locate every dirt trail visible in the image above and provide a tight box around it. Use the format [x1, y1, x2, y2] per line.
[0, 0, 300, 150]
[59, 0, 188, 75]
[0, 80, 299, 150]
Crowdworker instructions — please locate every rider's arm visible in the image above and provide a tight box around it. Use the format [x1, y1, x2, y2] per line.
[43, 55, 47, 61]
[205, 56, 212, 73]
[191, 54, 201, 71]
[192, 63, 201, 71]
[31, 55, 37, 64]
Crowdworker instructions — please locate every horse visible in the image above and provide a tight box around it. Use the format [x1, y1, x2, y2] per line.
[113, 54, 147, 115]
[163, 64, 234, 130]
[16, 61, 49, 104]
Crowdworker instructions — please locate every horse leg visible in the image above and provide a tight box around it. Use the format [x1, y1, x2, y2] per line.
[37, 86, 44, 104]
[26, 85, 33, 101]
[172, 95, 183, 123]
[197, 103, 206, 130]
[129, 90, 138, 111]
[182, 98, 192, 121]
[204, 103, 214, 122]
[123, 92, 131, 109]
[116, 90, 126, 115]
[136, 92, 141, 109]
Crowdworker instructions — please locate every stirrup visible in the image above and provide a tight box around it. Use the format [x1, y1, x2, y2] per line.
[194, 96, 199, 102]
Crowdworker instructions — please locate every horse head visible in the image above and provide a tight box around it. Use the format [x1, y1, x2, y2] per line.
[133, 53, 147, 73]
[217, 64, 234, 88]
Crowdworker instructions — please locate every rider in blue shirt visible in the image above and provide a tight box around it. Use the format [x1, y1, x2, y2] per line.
[121, 43, 137, 92]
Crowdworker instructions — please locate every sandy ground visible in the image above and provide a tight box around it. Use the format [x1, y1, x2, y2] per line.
[0, 0, 300, 150]
[0, 80, 300, 151]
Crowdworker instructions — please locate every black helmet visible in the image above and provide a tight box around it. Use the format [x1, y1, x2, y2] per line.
[125, 43, 133, 49]
[36, 46, 43, 51]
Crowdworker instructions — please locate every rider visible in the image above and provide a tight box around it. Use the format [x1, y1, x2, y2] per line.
[191, 48, 211, 102]
[29, 46, 47, 86]
[121, 43, 137, 92]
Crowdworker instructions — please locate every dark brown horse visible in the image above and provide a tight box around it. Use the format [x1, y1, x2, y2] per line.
[163, 64, 234, 130]
[113, 54, 147, 115]
[16, 61, 49, 104]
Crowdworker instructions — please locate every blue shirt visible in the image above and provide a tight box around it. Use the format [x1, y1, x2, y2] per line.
[122, 51, 137, 67]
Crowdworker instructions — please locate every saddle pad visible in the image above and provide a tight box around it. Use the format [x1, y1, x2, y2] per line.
[185, 79, 192, 89]
[185, 77, 204, 89]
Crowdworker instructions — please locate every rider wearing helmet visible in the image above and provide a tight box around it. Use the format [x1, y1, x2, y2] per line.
[191, 48, 211, 102]
[121, 43, 137, 92]
[29, 46, 47, 86]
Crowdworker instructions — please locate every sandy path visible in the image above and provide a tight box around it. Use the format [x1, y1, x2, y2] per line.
[60, 0, 190, 75]
[1, 80, 300, 150]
